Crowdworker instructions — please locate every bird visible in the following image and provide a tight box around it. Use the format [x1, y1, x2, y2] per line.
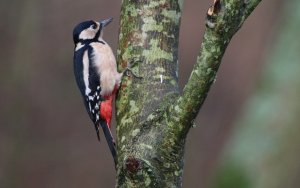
[72, 17, 121, 165]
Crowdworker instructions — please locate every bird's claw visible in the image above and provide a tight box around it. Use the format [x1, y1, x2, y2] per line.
[123, 58, 143, 79]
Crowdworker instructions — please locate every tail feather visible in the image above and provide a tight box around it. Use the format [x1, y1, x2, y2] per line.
[95, 125, 100, 141]
[99, 121, 117, 166]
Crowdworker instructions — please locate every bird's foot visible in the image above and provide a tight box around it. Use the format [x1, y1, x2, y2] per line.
[122, 58, 143, 79]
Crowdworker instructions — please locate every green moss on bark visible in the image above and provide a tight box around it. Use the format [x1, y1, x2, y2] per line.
[115, 0, 262, 187]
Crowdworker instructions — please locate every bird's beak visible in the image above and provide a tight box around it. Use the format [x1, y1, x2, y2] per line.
[100, 17, 113, 27]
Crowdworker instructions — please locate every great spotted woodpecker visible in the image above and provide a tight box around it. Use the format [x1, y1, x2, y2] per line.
[73, 18, 122, 165]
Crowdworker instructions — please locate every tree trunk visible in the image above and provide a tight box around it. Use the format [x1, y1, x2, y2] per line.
[115, 0, 262, 187]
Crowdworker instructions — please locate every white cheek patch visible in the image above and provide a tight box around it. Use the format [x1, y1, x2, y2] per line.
[79, 28, 96, 40]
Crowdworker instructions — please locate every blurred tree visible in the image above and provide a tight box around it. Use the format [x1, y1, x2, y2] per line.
[212, 0, 300, 187]
[115, 0, 262, 187]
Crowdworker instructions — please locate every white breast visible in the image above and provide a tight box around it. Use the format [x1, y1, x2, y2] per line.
[90, 41, 122, 96]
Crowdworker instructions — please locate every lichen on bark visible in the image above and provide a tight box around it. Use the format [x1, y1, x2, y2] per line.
[115, 0, 262, 187]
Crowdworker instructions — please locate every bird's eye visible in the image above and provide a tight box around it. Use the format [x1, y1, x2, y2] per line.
[91, 24, 97, 29]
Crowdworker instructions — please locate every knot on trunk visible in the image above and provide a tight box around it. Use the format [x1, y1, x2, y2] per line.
[124, 156, 141, 175]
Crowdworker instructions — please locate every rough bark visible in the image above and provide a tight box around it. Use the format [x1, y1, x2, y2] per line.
[115, 0, 262, 187]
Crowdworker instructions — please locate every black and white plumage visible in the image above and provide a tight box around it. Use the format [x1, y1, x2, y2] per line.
[73, 18, 121, 165]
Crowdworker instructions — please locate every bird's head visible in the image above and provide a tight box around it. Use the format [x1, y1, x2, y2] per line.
[73, 17, 113, 44]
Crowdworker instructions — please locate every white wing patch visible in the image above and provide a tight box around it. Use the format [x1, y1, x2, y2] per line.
[82, 50, 91, 96]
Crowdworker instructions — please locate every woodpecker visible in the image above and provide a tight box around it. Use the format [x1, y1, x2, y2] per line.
[73, 18, 121, 165]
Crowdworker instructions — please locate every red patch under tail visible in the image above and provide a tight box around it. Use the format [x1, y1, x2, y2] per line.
[100, 95, 113, 128]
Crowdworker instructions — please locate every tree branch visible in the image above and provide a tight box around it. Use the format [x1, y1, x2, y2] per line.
[170, 0, 262, 136]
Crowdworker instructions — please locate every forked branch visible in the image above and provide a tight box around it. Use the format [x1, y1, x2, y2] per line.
[115, 0, 262, 187]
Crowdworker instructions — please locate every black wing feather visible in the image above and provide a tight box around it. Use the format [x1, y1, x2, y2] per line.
[73, 45, 102, 139]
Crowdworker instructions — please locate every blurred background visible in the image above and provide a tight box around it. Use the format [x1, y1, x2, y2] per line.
[1, 0, 298, 187]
